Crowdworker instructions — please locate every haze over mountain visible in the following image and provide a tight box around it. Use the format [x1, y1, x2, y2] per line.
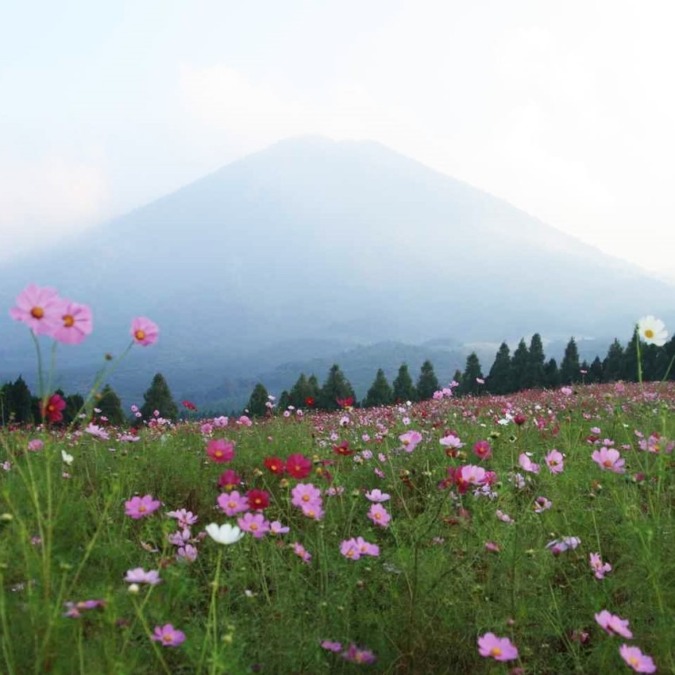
[1, 137, 672, 407]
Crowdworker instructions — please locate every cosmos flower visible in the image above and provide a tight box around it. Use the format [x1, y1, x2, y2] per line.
[637, 316, 668, 347]
[477, 633, 519, 661]
[130, 317, 159, 346]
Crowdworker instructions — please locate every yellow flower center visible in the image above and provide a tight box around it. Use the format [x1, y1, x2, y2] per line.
[31, 307, 44, 319]
[162, 634, 173, 643]
[302, 494, 310, 502]
[139, 505, 147, 512]
[603, 460, 612, 467]
[644, 329, 654, 339]
[63, 314, 75, 327]
[490, 647, 502, 657]
[250, 523, 258, 530]
[134, 329, 146, 341]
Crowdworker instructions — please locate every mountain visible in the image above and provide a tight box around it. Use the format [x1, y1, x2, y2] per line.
[1, 136, 672, 406]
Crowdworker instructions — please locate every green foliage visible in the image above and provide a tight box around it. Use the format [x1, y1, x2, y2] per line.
[392, 363, 417, 402]
[416, 360, 439, 401]
[525, 333, 546, 389]
[247, 382, 270, 417]
[318, 364, 356, 410]
[0, 376, 34, 425]
[287, 373, 320, 409]
[363, 368, 394, 407]
[140, 372, 179, 420]
[544, 357, 560, 388]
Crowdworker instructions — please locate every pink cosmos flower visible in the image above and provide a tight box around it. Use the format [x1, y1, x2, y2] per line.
[292, 541, 311, 563]
[589, 552, 612, 579]
[545, 449, 564, 474]
[320, 640, 343, 652]
[43, 394, 66, 423]
[52, 299, 93, 344]
[342, 644, 377, 664]
[340, 536, 379, 559]
[595, 610, 633, 638]
[218, 469, 242, 490]
[27, 439, 44, 452]
[206, 438, 235, 463]
[217, 491, 249, 516]
[592, 447, 626, 473]
[533, 497, 552, 513]
[546, 536, 581, 555]
[124, 568, 161, 585]
[399, 430, 423, 452]
[477, 633, 519, 661]
[496, 510, 514, 524]
[125, 495, 161, 519]
[270, 521, 290, 534]
[619, 645, 657, 673]
[237, 512, 270, 539]
[291, 483, 322, 509]
[176, 544, 198, 562]
[9, 284, 63, 335]
[63, 599, 106, 618]
[151, 624, 185, 647]
[167, 509, 198, 528]
[300, 503, 325, 520]
[130, 317, 159, 346]
[367, 503, 391, 528]
[365, 489, 390, 502]
[519, 453, 540, 474]
[440, 434, 464, 450]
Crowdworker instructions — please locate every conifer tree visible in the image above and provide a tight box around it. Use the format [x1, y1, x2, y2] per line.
[64, 393, 85, 426]
[487, 342, 512, 395]
[392, 364, 417, 402]
[525, 333, 546, 389]
[288, 374, 311, 408]
[318, 364, 356, 411]
[560, 337, 581, 384]
[620, 330, 639, 382]
[588, 356, 604, 384]
[458, 353, 483, 396]
[97, 384, 125, 426]
[510, 339, 530, 391]
[416, 360, 440, 401]
[5, 376, 34, 424]
[452, 369, 464, 391]
[306, 375, 321, 404]
[544, 358, 560, 388]
[277, 390, 290, 411]
[247, 383, 270, 417]
[140, 373, 179, 420]
[602, 339, 624, 382]
[364, 369, 394, 407]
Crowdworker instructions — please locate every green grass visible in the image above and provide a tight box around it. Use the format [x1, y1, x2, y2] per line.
[1, 382, 673, 674]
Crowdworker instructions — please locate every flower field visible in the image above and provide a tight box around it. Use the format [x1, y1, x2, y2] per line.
[0, 285, 673, 673]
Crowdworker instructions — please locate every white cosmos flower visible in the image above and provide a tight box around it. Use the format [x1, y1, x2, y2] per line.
[637, 316, 668, 347]
[61, 450, 74, 465]
[205, 522, 244, 545]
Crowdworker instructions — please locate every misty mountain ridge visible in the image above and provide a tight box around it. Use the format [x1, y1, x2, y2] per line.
[0, 136, 672, 407]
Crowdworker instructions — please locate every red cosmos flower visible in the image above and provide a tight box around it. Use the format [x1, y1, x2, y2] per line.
[513, 414, 527, 426]
[333, 441, 353, 456]
[285, 453, 312, 479]
[182, 400, 197, 411]
[336, 397, 354, 409]
[206, 439, 235, 463]
[246, 489, 270, 511]
[264, 456, 285, 475]
[43, 393, 66, 423]
[304, 397, 315, 407]
[217, 469, 241, 490]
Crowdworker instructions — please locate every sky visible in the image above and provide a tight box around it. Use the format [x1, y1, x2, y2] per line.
[1, 0, 674, 280]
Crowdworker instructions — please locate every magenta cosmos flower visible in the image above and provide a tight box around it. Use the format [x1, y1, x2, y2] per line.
[52, 299, 93, 344]
[206, 438, 235, 463]
[125, 495, 161, 519]
[130, 317, 159, 346]
[619, 645, 657, 673]
[367, 503, 391, 528]
[9, 284, 63, 335]
[151, 624, 185, 647]
[477, 633, 519, 661]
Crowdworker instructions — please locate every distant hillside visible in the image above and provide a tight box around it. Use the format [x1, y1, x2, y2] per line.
[0, 136, 672, 407]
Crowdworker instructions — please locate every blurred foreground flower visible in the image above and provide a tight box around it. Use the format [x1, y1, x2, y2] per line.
[477, 633, 518, 661]
[151, 624, 185, 647]
[130, 317, 159, 346]
[637, 316, 668, 347]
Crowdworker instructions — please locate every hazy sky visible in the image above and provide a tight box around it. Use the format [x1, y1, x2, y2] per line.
[2, 0, 674, 279]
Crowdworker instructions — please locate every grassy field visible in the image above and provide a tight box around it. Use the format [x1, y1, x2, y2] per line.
[0, 381, 673, 674]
